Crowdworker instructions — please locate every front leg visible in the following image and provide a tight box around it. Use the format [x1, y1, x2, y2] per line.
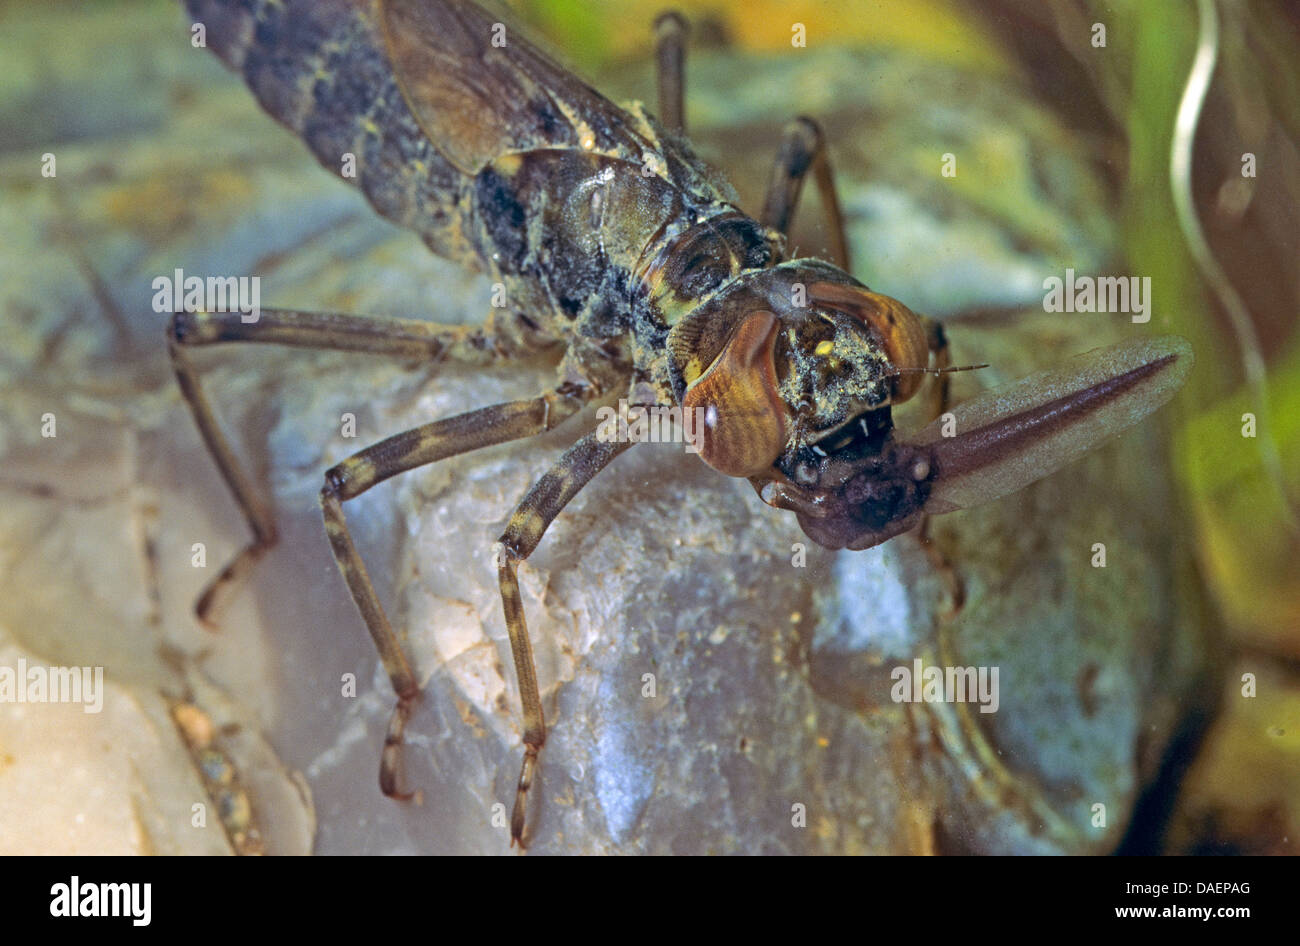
[319, 382, 599, 800]
[495, 432, 634, 847]
[911, 316, 962, 614]
[168, 305, 552, 625]
[761, 116, 851, 271]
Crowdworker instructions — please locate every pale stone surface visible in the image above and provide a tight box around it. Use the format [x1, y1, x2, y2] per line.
[0, 388, 317, 854]
[0, 636, 314, 855]
[0, 1, 1202, 854]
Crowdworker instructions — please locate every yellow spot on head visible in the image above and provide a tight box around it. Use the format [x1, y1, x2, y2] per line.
[580, 133, 595, 150]
[814, 340, 834, 357]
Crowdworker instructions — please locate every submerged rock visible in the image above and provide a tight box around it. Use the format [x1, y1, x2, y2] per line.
[0, 3, 1202, 854]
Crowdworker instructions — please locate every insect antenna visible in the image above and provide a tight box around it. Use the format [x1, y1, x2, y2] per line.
[886, 362, 990, 378]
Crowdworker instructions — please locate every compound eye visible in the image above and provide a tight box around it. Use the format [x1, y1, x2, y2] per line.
[682, 310, 787, 477]
[809, 282, 930, 403]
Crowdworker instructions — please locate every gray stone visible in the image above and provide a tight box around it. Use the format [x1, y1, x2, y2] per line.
[0, 2, 1202, 854]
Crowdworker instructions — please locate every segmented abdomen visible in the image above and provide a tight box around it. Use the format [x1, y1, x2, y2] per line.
[184, 0, 480, 268]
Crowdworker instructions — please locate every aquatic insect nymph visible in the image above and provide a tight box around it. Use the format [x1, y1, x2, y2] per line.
[174, 0, 1192, 847]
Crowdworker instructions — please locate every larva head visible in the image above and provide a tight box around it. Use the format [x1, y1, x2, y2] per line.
[754, 335, 1196, 553]
[668, 264, 1195, 554]
[666, 262, 931, 479]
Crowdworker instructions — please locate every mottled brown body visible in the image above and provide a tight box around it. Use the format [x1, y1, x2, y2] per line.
[175, 0, 1193, 848]
[183, 0, 804, 407]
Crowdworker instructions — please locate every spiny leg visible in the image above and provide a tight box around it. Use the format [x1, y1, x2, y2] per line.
[168, 306, 548, 626]
[497, 432, 634, 846]
[319, 383, 601, 800]
[654, 11, 688, 134]
[760, 116, 851, 271]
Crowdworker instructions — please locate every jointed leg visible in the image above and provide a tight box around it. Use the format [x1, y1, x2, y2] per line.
[913, 317, 964, 616]
[496, 432, 634, 846]
[654, 11, 688, 134]
[320, 382, 602, 800]
[761, 116, 851, 271]
[168, 306, 548, 625]
[170, 306, 535, 361]
[920, 316, 952, 423]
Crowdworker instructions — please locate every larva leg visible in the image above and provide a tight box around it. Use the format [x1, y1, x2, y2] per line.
[760, 116, 851, 271]
[914, 316, 963, 616]
[495, 432, 634, 847]
[319, 382, 601, 801]
[654, 11, 688, 133]
[920, 316, 953, 422]
[168, 306, 552, 625]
